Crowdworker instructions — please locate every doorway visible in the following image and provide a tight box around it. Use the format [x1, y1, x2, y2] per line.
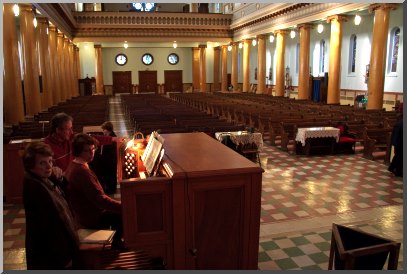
[112, 71, 132, 95]
[138, 71, 158, 93]
[164, 70, 183, 93]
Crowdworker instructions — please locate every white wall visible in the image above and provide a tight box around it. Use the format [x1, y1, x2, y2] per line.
[78, 42, 96, 79]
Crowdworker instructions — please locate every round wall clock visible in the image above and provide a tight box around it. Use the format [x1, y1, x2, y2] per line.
[168, 53, 179, 65]
[115, 53, 127, 66]
[142, 53, 154, 65]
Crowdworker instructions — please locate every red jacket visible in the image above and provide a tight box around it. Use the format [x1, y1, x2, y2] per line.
[44, 133, 114, 172]
[64, 162, 121, 228]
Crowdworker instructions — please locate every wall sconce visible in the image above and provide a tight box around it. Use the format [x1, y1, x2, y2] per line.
[354, 14, 361, 26]
[238, 42, 243, 49]
[33, 17, 38, 28]
[124, 41, 128, 48]
[13, 4, 19, 16]
[290, 30, 296, 39]
[317, 23, 324, 33]
[173, 41, 177, 48]
[269, 35, 275, 43]
[252, 39, 257, 46]
[227, 45, 232, 51]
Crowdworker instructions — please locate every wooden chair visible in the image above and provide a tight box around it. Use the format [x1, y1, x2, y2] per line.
[328, 223, 401, 270]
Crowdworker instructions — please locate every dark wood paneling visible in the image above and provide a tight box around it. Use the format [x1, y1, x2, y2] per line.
[164, 70, 183, 93]
[112, 71, 132, 94]
[139, 71, 158, 93]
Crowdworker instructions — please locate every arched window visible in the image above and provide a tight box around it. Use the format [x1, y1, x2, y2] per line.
[389, 27, 400, 73]
[319, 40, 325, 74]
[349, 34, 357, 73]
[296, 43, 300, 74]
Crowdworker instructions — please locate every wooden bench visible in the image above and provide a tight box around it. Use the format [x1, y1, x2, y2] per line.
[362, 127, 392, 163]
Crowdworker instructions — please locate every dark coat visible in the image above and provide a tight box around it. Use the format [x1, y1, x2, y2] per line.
[23, 172, 80, 269]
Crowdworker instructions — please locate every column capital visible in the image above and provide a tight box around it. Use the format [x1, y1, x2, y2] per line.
[19, 3, 33, 12]
[257, 34, 266, 40]
[213, 46, 221, 51]
[57, 32, 64, 38]
[274, 29, 288, 36]
[298, 23, 314, 30]
[94, 44, 102, 49]
[199, 44, 207, 49]
[48, 25, 57, 32]
[327, 15, 348, 23]
[75, 46, 80, 51]
[368, 3, 399, 13]
[36, 16, 49, 26]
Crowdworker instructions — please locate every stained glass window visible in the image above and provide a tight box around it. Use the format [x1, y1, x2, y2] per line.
[349, 35, 357, 73]
[319, 40, 325, 74]
[390, 27, 400, 73]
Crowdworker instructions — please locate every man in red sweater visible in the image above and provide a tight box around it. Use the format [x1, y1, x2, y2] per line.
[64, 133, 124, 249]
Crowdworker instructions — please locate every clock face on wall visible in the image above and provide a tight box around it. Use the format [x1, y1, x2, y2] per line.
[168, 53, 179, 65]
[142, 53, 154, 65]
[115, 53, 127, 66]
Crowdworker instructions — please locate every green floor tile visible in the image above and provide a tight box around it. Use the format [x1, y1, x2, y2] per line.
[319, 231, 332, 241]
[258, 251, 272, 262]
[302, 264, 323, 270]
[283, 246, 305, 257]
[275, 258, 298, 270]
[260, 241, 279, 251]
[309, 252, 329, 264]
[291, 236, 311, 246]
[314, 241, 331, 251]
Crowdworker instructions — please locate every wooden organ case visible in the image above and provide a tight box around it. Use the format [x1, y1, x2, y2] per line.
[118, 132, 263, 269]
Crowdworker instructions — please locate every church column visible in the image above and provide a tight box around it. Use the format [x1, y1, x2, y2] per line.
[213, 46, 220, 91]
[3, 3, 25, 125]
[242, 39, 251, 93]
[297, 24, 313, 100]
[327, 15, 348, 104]
[94, 44, 105, 95]
[36, 17, 52, 110]
[192, 47, 200, 91]
[275, 30, 287, 97]
[367, 4, 399, 109]
[231, 43, 238, 92]
[48, 26, 59, 105]
[68, 42, 76, 98]
[221, 45, 228, 92]
[257, 35, 266, 94]
[20, 3, 41, 116]
[63, 37, 71, 100]
[57, 31, 66, 102]
[199, 45, 207, 92]
[73, 45, 80, 97]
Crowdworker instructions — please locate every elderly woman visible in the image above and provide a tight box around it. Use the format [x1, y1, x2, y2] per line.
[22, 142, 80, 269]
[64, 133, 124, 249]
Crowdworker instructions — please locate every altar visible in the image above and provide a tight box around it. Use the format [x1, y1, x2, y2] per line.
[295, 127, 340, 155]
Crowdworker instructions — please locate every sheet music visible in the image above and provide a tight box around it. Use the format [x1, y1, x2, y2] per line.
[141, 131, 165, 176]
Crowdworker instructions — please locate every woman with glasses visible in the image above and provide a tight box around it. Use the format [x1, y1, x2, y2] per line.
[22, 142, 80, 269]
[64, 133, 124, 249]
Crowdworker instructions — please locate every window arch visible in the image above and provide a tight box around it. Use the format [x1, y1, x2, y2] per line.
[295, 43, 300, 74]
[319, 40, 325, 74]
[389, 27, 400, 73]
[349, 34, 357, 73]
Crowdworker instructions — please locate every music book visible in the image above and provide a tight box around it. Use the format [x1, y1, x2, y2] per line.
[77, 229, 116, 244]
[141, 131, 165, 176]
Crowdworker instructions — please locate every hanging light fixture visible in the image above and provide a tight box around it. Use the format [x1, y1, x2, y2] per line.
[269, 34, 275, 43]
[124, 41, 128, 48]
[238, 42, 243, 49]
[173, 41, 177, 48]
[317, 23, 324, 33]
[290, 30, 296, 39]
[13, 4, 19, 16]
[354, 14, 361, 26]
[252, 39, 257, 46]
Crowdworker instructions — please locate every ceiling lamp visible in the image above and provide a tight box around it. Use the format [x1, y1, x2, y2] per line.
[290, 30, 296, 39]
[124, 41, 128, 48]
[227, 45, 232, 51]
[173, 41, 177, 48]
[252, 39, 257, 46]
[13, 4, 19, 16]
[354, 14, 361, 26]
[269, 35, 275, 43]
[238, 42, 243, 49]
[317, 23, 324, 33]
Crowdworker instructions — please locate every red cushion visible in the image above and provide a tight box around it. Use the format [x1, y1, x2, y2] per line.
[339, 136, 356, 143]
[337, 125, 345, 135]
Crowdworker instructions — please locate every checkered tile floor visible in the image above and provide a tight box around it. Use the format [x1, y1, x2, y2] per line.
[3, 98, 404, 270]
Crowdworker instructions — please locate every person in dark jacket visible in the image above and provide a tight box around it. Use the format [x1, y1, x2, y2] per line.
[388, 114, 403, 177]
[89, 121, 118, 194]
[22, 142, 80, 269]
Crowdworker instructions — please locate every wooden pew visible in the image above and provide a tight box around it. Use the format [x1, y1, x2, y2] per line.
[362, 127, 392, 163]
